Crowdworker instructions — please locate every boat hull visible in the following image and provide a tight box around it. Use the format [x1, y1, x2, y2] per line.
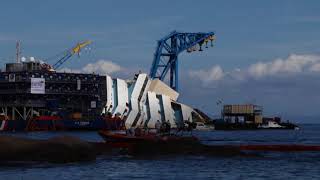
[98, 130, 200, 153]
[0, 117, 124, 131]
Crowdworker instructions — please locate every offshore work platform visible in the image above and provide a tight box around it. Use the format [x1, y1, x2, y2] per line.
[0, 65, 106, 121]
[0, 41, 107, 122]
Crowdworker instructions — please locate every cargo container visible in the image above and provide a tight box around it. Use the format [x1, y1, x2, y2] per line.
[223, 104, 262, 115]
[254, 115, 263, 124]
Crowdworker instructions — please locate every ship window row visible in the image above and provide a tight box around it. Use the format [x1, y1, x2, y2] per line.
[0, 73, 102, 82]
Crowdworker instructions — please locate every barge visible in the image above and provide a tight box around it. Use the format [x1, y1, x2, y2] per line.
[212, 104, 299, 130]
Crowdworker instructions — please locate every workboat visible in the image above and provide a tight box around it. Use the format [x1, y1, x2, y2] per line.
[258, 121, 283, 129]
[98, 130, 199, 152]
[99, 130, 198, 143]
[258, 121, 299, 130]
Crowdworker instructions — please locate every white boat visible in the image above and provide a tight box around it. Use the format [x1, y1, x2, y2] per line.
[195, 122, 215, 131]
[258, 121, 284, 129]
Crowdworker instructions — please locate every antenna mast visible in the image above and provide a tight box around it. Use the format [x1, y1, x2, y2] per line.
[16, 41, 21, 63]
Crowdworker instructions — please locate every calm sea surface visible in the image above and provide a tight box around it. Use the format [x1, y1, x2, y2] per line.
[0, 124, 319, 180]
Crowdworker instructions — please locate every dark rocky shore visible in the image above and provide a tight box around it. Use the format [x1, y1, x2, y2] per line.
[0, 135, 96, 163]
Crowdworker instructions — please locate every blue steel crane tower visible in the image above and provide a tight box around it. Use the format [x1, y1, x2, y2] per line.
[149, 31, 215, 91]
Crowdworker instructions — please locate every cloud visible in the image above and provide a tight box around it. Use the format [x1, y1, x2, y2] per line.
[189, 65, 224, 83]
[248, 54, 320, 77]
[59, 60, 122, 75]
[189, 54, 320, 84]
[82, 60, 122, 74]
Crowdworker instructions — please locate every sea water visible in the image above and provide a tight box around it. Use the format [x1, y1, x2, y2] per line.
[0, 124, 319, 180]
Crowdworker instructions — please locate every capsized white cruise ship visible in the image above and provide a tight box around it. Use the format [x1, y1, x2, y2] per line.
[102, 73, 205, 129]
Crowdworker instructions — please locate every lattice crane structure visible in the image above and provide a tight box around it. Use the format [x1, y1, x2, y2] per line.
[149, 31, 215, 91]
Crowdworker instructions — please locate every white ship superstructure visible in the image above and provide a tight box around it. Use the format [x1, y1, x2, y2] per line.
[102, 73, 203, 129]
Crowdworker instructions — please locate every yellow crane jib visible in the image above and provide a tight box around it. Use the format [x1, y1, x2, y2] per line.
[72, 40, 92, 55]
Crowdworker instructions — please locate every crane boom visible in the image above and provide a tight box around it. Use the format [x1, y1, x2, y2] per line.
[149, 31, 215, 91]
[52, 40, 92, 70]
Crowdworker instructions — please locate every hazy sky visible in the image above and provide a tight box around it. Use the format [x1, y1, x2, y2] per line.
[1, 0, 320, 122]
